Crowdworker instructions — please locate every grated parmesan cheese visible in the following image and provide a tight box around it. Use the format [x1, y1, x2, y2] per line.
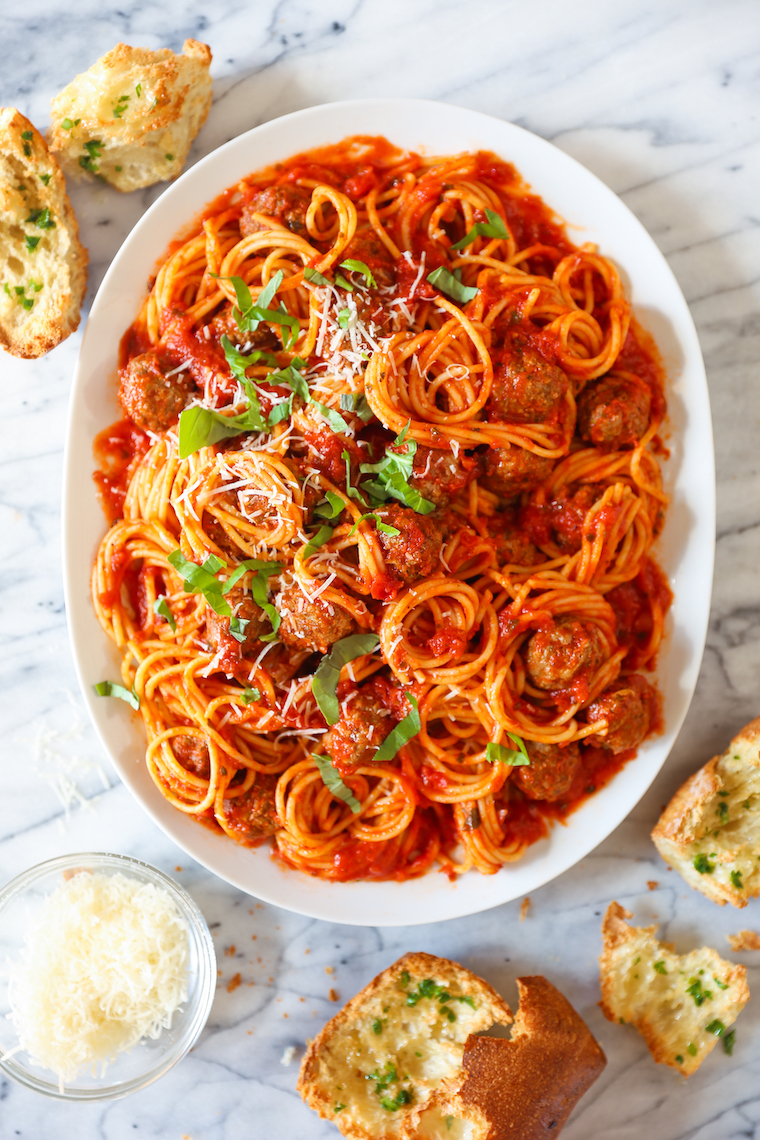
[5, 871, 189, 1084]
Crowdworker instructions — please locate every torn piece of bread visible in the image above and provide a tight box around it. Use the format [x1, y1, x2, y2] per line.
[298, 953, 512, 1140]
[48, 39, 212, 192]
[405, 976, 606, 1140]
[599, 902, 749, 1076]
[652, 715, 760, 907]
[0, 109, 88, 358]
[728, 930, 760, 952]
[298, 954, 605, 1140]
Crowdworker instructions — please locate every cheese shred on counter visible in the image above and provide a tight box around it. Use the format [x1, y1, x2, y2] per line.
[6, 871, 189, 1083]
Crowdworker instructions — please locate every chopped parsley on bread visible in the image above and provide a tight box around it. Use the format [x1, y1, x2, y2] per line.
[599, 902, 749, 1076]
[652, 715, 760, 906]
[298, 952, 605, 1139]
[0, 108, 87, 358]
[48, 39, 212, 192]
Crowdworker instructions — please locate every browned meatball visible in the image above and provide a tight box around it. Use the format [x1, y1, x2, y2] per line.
[485, 447, 554, 499]
[577, 374, 651, 450]
[488, 333, 570, 425]
[492, 520, 541, 567]
[172, 734, 210, 781]
[513, 739, 581, 802]
[221, 773, 280, 845]
[119, 350, 192, 432]
[410, 445, 482, 507]
[206, 590, 269, 659]
[340, 228, 396, 290]
[584, 674, 655, 752]
[376, 503, 443, 585]
[276, 581, 356, 653]
[240, 184, 312, 236]
[524, 616, 605, 690]
[208, 305, 279, 352]
[324, 684, 394, 773]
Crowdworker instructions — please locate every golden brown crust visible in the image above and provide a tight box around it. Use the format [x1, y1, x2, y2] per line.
[728, 930, 760, 951]
[0, 108, 87, 358]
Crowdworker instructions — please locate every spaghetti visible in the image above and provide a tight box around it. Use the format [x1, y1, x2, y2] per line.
[92, 135, 672, 881]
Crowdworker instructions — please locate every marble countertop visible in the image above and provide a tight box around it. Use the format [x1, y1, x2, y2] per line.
[2, 1, 760, 1136]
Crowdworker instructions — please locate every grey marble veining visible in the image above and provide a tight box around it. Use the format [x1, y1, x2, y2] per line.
[1, 2, 760, 1136]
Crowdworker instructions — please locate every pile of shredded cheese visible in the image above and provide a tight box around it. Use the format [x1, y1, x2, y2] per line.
[6, 870, 190, 1084]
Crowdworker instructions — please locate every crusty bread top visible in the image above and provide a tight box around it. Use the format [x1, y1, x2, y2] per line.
[728, 930, 760, 952]
[297, 952, 512, 1140]
[0, 108, 88, 358]
[599, 903, 749, 1077]
[48, 39, 212, 192]
[652, 714, 760, 907]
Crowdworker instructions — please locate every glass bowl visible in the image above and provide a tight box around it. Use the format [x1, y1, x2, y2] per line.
[0, 852, 216, 1100]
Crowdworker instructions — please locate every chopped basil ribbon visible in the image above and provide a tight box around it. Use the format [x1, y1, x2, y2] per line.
[486, 734, 530, 766]
[241, 686, 261, 705]
[303, 266, 331, 286]
[312, 754, 361, 813]
[338, 308, 351, 329]
[427, 266, 478, 303]
[153, 595, 177, 632]
[341, 449, 365, 503]
[223, 557, 283, 643]
[268, 357, 351, 433]
[222, 334, 278, 380]
[314, 490, 345, 520]
[228, 615, 249, 642]
[167, 550, 282, 642]
[94, 680, 140, 710]
[340, 392, 373, 422]
[212, 270, 299, 349]
[334, 273, 353, 292]
[267, 396, 293, 425]
[340, 259, 377, 289]
[450, 208, 509, 251]
[312, 633, 381, 725]
[359, 424, 435, 515]
[303, 525, 333, 558]
[372, 694, 421, 762]
[347, 512, 401, 538]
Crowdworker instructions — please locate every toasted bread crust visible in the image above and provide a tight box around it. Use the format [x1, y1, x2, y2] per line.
[0, 108, 87, 358]
[48, 39, 212, 192]
[652, 715, 760, 907]
[298, 953, 512, 1140]
[728, 930, 760, 951]
[599, 902, 750, 1077]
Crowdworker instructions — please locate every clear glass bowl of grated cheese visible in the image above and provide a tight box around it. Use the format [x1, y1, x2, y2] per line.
[0, 852, 217, 1100]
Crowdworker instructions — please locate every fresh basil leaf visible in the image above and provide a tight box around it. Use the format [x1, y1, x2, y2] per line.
[241, 686, 261, 704]
[347, 512, 401, 538]
[334, 273, 354, 292]
[153, 595, 177, 632]
[168, 550, 233, 616]
[303, 525, 333, 558]
[94, 680, 140, 710]
[267, 396, 293, 426]
[427, 266, 478, 303]
[304, 266, 331, 286]
[486, 735, 530, 766]
[312, 754, 361, 813]
[340, 392, 374, 423]
[178, 406, 248, 458]
[228, 615, 250, 642]
[341, 449, 365, 503]
[371, 694, 421, 762]
[214, 270, 300, 348]
[247, 565, 282, 642]
[359, 426, 435, 515]
[221, 334, 277, 380]
[313, 401, 351, 433]
[376, 520, 401, 535]
[314, 491, 345, 520]
[269, 359, 351, 432]
[450, 208, 509, 251]
[312, 633, 381, 725]
[338, 308, 351, 330]
[340, 259, 377, 289]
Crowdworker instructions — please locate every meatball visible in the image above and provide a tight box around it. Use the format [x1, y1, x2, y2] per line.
[240, 184, 312, 237]
[524, 616, 605, 691]
[376, 503, 443, 585]
[488, 333, 570, 425]
[577, 374, 651, 450]
[119, 350, 192, 432]
[492, 516, 541, 566]
[584, 674, 655, 753]
[172, 734, 210, 781]
[410, 445, 482, 507]
[222, 773, 280, 845]
[340, 228, 396, 290]
[276, 580, 356, 653]
[485, 447, 554, 499]
[208, 305, 278, 352]
[513, 739, 581, 802]
[206, 590, 269, 660]
[324, 684, 394, 772]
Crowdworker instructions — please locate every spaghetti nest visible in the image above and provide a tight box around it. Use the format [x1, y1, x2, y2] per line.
[92, 135, 671, 881]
